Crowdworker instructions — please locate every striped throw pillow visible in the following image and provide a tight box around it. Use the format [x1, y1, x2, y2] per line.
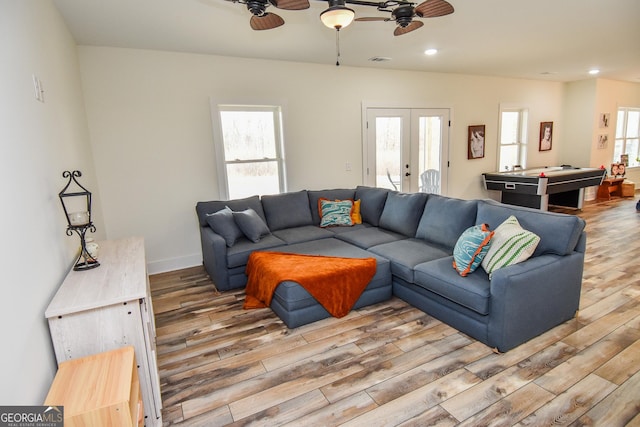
[481, 215, 540, 277]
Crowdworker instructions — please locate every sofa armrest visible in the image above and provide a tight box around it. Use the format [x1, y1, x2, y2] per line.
[488, 251, 584, 352]
[200, 226, 230, 289]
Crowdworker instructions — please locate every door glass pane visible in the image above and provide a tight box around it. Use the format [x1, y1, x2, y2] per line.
[375, 117, 402, 191]
[226, 161, 279, 199]
[418, 116, 441, 194]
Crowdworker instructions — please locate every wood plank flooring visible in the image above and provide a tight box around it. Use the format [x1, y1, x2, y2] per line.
[150, 196, 640, 426]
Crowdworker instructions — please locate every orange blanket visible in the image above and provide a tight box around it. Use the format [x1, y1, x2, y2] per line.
[243, 251, 377, 318]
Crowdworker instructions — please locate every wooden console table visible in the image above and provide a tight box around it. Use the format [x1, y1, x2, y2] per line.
[45, 346, 143, 426]
[597, 177, 625, 200]
[45, 237, 162, 426]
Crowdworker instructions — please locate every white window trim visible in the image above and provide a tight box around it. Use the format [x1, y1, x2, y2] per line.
[614, 106, 640, 168]
[210, 99, 287, 200]
[497, 105, 528, 171]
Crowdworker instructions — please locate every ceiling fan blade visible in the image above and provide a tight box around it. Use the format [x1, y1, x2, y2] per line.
[354, 17, 390, 22]
[250, 13, 285, 30]
[414, 0, 454, 18]
[271, 0, 309, 10]
[393, 20, 423, 36]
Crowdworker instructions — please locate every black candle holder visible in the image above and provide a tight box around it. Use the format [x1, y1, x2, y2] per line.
[59, 170, 100, 271]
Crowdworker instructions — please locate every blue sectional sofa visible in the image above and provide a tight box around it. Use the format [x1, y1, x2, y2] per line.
[195, 186, 586, 352]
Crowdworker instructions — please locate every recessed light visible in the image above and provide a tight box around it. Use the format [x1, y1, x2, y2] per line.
[589, 69, 600, 75]
[424, 49, 438, 56]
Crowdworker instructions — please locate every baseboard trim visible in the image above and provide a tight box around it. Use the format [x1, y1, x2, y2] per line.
[147, 253, 201, 275]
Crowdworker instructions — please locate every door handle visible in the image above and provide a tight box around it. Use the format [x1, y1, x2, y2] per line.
[405, 172, 411, 177]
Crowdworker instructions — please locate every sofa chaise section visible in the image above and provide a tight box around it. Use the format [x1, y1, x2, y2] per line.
[265, 239, 392, 328]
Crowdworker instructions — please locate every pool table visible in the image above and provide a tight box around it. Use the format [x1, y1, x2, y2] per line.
[483, 166, 606, 210]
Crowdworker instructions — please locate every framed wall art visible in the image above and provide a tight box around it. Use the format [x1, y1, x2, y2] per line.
[539, 122, 553, 151]
[468, 125, 485, 159]
[597, 134, 608, 149]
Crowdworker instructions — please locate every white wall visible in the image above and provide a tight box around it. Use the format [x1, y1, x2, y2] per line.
[78, 47, 567, 273]
[595, 79, 640, 185]
[561, 79, 597, 167]
[562, 78, 640, 184]
[0, 1, 103, 403]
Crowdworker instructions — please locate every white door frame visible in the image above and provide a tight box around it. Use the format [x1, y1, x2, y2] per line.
[361, 103, 451, 194]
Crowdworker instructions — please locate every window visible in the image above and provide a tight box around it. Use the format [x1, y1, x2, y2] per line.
[498, 107, 528, 171]
[614, 107, 640, 167]
[211, 103, 286, 199]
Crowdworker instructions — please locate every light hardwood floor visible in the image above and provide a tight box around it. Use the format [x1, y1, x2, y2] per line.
[150, 196, 640, 426]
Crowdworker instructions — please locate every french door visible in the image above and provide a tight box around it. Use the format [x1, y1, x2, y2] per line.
[363, 107, 450, 194]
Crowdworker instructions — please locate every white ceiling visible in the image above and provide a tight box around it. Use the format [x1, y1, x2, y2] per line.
[53, 0, 640, 83]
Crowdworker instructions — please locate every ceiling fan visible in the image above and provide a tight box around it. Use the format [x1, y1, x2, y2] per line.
[223, 0, 454, 34]
[355, 0, 454, 36]
[237, 0, 310, 31]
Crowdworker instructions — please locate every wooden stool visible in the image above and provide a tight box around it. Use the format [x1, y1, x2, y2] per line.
[44, 346, 143, 427]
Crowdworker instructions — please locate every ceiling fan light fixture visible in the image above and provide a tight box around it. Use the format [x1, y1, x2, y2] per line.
[320, 4, 355, 29]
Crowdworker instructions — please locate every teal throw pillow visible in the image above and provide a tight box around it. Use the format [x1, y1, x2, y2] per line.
[453, 224, 494, 276]
[319, 199, 354, 227]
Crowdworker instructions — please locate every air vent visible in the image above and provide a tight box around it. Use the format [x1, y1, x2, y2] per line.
[369, 56, 391, 62]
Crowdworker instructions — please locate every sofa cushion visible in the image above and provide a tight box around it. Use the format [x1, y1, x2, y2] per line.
[476, 199, 584, 256]
[414, 257, 491, 315]
[308, 189, 356, 224]
[232, 208, 271, 243]
[416, 195, 478, 249]
[205, 207, 244, 247]
[355, 186, 390, 226]
[452, 224, 494, 276]
[326, 223, 370, 235]
[481, 215, 540, 276]
[272, 225, 334, 245]
[319, 199, 354, 227]
[196, 195, 265, 227]
[261, 190, 313, 231]
[379, 192, 428, 237]
[226, 235, 286, 269]
[368, 238, 450, 283]
[335, 227, 406, 249]
[267, 238, 390, 271]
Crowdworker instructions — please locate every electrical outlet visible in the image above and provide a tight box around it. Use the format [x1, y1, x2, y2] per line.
[345, 162, 352, 171]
